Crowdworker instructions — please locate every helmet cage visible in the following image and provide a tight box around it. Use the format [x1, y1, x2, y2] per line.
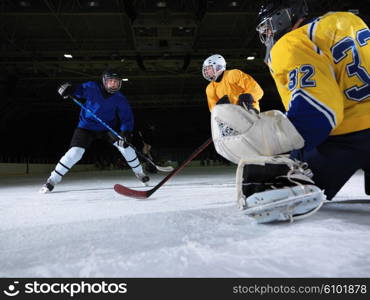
[202, 64, 224, 81]
[256, 8, 292, 46]
[102, 71, 122, 94]
[256, 17, 275, 46]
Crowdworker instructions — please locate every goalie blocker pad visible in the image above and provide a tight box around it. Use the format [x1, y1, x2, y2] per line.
[236, 156, 326, 223]
[211, 105, 304, 164]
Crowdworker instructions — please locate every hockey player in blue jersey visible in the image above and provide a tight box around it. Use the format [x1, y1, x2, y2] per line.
[40, 69, 149, 193]
[210, 0, 370, 223]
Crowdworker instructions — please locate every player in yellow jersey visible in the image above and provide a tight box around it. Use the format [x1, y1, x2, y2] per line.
[202, 54, 264, 112]
[209, 0, 370, 223]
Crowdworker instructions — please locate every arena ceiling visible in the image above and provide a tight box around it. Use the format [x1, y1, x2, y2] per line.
[2, 0, 369, 107]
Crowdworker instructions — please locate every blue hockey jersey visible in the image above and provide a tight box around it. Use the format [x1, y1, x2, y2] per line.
[73, 81, 134, 132]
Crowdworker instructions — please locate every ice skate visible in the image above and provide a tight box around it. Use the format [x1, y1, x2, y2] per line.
[39, 180, 55, 193]
[135, 172, 150, 186]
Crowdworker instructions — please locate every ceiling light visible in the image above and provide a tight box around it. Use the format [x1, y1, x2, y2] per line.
[19, 1, 30, 7]
[157, 1, 166, 8]
[348, 9, 359, 15]
[87, 1, 99, 7]
[122, 78, 129, 81]
[64, 53, 73, 58]
[230, 1, 238, 7]
[246, 56, 255, 60]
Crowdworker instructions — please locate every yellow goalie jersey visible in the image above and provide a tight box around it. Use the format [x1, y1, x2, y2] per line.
[205, 69, 264, 112]
[268, 12, 370, 150]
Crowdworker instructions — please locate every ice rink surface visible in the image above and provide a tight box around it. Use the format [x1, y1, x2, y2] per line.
[1, 166, 370, 277]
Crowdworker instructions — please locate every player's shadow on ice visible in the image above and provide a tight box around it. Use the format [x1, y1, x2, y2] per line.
[50, 187, 113, 193]
[256, 200, 370, 227]
[316, 202, 370, 226]
[49, 186, 157, 201]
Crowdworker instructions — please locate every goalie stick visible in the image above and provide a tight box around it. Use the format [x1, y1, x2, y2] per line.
[365, 170, 370, 195]
[69, 96, 173, 172]
[114, 137, 213, 199]
[324, 199, 370, 205]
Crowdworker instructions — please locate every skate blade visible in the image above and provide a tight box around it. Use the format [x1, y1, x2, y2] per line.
[244, 190, 324, 223]
[39, 187, 51, 194]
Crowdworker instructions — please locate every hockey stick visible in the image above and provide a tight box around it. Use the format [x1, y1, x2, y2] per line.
[365, 170, 370, 195]
[69, 96, 174, 172]
[114, 137, 213, 199]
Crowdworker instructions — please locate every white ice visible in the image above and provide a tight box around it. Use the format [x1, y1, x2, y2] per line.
[1, 166, 370, 277]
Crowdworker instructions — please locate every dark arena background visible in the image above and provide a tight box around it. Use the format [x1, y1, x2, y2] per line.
[1, 0, 369, 166]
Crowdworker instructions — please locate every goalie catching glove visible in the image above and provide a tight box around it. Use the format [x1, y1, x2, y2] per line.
[236, 155, 326, 223]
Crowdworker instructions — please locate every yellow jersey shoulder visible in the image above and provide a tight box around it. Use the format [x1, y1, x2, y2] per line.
[269, 12, 367, 74]
[224, 69, 242, 81]
[269, 27, 315, 74]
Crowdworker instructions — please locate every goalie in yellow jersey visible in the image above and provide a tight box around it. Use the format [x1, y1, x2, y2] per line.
[202, 54, 264, 112]
[210, 0, 370, 223]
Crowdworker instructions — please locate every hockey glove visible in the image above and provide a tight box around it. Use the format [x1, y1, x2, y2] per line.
[117, 131, 133, 148]
[216, 95, 231, 105]
[57, 82, 74, 99]
[238, 93, 259, 113]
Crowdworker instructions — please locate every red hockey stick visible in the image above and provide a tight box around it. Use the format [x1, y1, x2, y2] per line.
[114, 138, 213, 199]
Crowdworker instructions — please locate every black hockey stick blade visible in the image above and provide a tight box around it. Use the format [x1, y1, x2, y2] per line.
[114, 138, 213, 199]
[324, 199, 370, 205]
[364, 170, 370, 195]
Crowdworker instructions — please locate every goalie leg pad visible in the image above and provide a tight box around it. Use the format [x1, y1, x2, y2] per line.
[243, 185, 325, 223]
[236, 155, 326, 223]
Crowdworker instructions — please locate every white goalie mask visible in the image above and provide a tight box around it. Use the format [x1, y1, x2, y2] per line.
[202, 54, 226, 81]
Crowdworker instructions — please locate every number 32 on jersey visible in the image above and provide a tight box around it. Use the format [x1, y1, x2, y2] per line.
[288, 28, 370, 102]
